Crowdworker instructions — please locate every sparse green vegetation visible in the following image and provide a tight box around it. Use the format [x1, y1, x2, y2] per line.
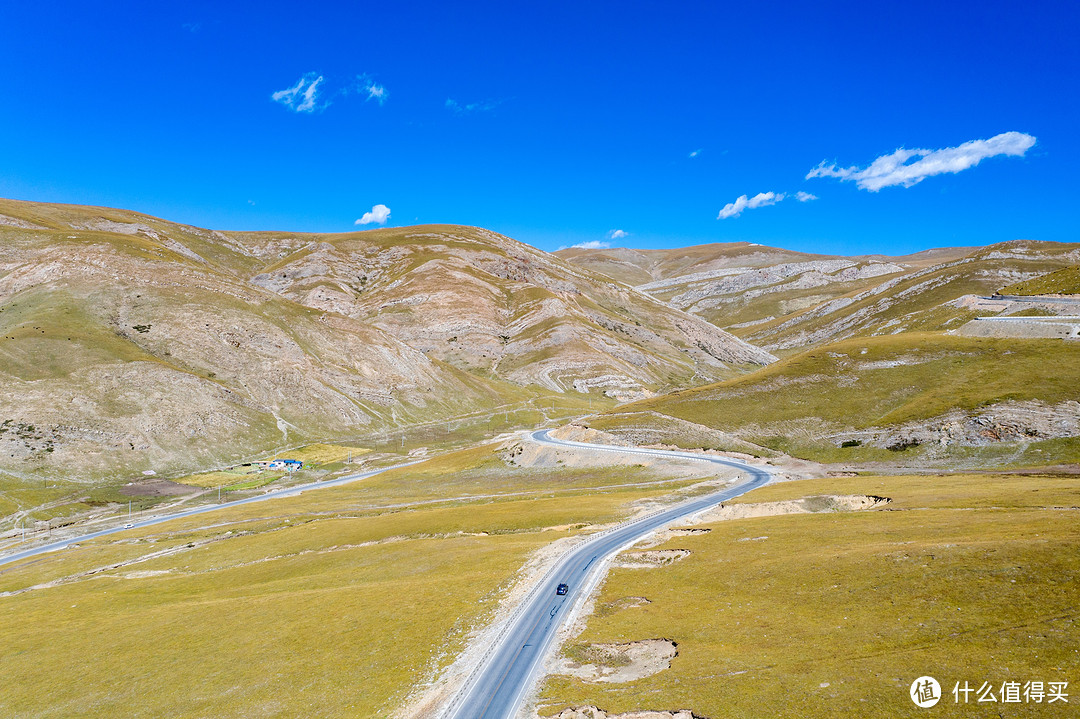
[0, 445, 710, 719]
[539, 473, 1080, 718]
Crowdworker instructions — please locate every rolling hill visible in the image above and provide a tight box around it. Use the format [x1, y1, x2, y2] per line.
[579, 332, 1080, 467]
[0, 198, 772, 488]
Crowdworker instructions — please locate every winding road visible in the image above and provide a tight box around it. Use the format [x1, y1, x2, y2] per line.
[1, 427, 774, 719]
[442, 429, 773, 719]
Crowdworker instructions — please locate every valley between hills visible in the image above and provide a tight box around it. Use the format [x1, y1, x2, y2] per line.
[1, 198, 1078, 718]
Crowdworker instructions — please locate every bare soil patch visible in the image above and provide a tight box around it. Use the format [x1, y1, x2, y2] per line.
[685, 494, 889, 525]
[635, 527, 710, 549]
[119, 478, 201, 497]
[556, 639, 677, 684]
[599, 596, 651, 614]
[552, 706, 704, 719]
[612, 549, 690, 569]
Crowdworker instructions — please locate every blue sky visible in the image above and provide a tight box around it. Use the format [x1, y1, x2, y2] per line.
[1, 1, 1077, 255]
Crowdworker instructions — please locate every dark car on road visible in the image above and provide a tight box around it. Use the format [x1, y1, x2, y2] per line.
[556, 583, 569, 595]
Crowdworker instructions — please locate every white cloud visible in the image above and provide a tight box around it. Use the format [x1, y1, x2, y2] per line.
[356, 74, 387, 105]
[689, 149, 702, 158]
[272, 73, 325, 113]
[717, 191, 785, 220]
[558, 240, 612, 250]
[607, 229, 629, 240]
[446, 97, 501, 114]
[366, 83, 387, 103]
[355, 204, 391, 226]
[795, 191, 818, 202]
[806, 131, 1036, 191]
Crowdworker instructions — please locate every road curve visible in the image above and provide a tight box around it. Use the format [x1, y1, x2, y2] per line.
[0, 461, 421, 568]
[442, 429, 773, 719]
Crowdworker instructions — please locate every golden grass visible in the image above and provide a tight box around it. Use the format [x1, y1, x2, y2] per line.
[269, 442, 370, 464]
[0, 444, 712, 718]
[592, 333, 1080, 464]
[538, 473, 1080, 718]
[174, 470, 261, 488]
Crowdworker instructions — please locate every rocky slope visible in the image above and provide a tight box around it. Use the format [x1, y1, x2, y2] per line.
[0, 199, 772, 484]
[559, 241, 1080, 352]
[235, 224, 775, 398]
[581, 333, 1080, 468]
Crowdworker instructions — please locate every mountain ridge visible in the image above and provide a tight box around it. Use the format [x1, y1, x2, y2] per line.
[0, 198, 771, 487]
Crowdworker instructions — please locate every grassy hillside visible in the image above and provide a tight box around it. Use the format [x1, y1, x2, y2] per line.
[1000, 265, 1080, 295]
[584, 333, 1080, 465]
[0, 443, 718, 719]
[539, 472, 1080, 717]
[0, 198, 774, 501]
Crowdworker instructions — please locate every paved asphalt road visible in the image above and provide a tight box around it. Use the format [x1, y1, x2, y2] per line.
[0, 462, 418, 568]
[443, 429, 773, 719]
[2, 426, 772, 719]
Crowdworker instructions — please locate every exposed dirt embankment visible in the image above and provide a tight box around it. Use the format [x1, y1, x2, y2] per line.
[686, 494, 890, 525]
[569, 412, 773, 458]
[612, 549, 691, 569]
[955, 318, 1080, 340]
[556, 639, 677, 683]
[549, 425, 633, 447]
[832, 400, 1080, 451]
[500, 431, 720, 479]
[552, 707, 706, 719]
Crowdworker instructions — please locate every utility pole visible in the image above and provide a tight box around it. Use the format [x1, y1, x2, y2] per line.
[128, 500, 131, 518]
[218, 485, 221, 503]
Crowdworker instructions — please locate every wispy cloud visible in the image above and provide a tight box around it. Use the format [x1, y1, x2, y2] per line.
[688, 149, 702, 158]
[273, 72, 388, 113]
[795, 191, 818, 202]
[559, 240, 612, 250]
[607, 229, 629, 240]
[717, 191, 785, 220]
[366, 83, 387, 103]
[446, 98, 502, 114]
[806, 131, 1036, 191]
[272, 73, 325, 113]
[355, 204, 391, 226]
[357, 74, 388, 105]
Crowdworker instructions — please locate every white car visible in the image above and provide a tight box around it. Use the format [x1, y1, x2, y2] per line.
[123, 523, 134, 529]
